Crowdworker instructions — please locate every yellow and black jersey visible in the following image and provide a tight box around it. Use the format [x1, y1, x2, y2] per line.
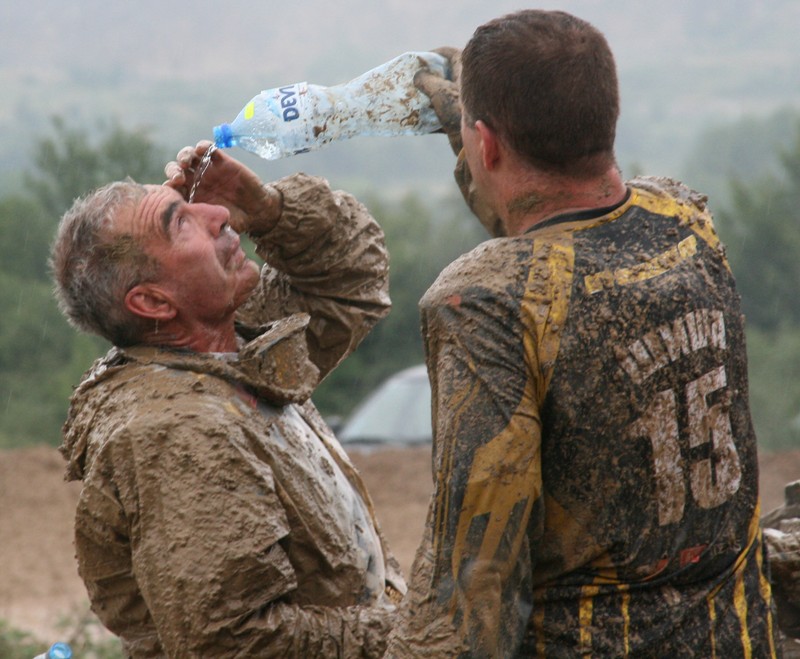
[389, 177, 780, 658]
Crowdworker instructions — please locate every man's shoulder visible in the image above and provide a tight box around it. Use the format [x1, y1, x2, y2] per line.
[63, 349, 259, 481]
[67, 348, 248, 444]
[627, 175, 711, 213]
[74, 347, 229, 399]
[421, 237, 535, 308]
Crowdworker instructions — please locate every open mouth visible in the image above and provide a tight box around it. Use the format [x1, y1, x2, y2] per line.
[221, 230, 244, 270]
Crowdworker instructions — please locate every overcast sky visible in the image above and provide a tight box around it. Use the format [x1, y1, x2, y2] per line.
[1, 0, 798, 190]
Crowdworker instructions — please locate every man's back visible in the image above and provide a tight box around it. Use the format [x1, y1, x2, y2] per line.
[400, 177, 779, 657]
[528, 177, 773, 654]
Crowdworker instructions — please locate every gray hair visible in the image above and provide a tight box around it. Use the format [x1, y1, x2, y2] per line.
[50, 180, 161, 347]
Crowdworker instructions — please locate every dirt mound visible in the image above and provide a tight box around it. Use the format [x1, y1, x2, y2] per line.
[1, 444, 797, 642]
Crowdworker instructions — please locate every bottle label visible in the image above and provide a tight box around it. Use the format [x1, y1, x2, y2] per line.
[264, 82, 308, 124]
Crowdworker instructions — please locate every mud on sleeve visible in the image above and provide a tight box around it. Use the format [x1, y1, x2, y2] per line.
[386, 246, 544, 658]
[102, 402, 394, 658]
[237, 173, 390, 381]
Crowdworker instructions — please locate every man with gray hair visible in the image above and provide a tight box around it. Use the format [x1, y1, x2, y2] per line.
[52, 142, 404, 657]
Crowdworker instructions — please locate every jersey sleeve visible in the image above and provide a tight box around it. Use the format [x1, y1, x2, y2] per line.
[386, 240, 548, 657]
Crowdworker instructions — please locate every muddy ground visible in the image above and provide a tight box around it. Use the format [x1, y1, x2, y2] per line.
[1, 444, 798, 643]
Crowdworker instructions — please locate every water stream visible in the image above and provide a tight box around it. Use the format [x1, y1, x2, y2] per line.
[188, 144, 218, 203]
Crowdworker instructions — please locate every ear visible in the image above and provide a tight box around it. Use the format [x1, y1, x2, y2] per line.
[124, 284, 177, 321]
[474, 120, 500, 171]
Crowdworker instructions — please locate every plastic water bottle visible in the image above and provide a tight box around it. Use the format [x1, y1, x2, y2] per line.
[213, 51, 450, 160]
[32, 641, 72, 659]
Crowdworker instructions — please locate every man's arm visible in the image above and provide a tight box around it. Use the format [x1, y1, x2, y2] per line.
[237, 173, 390, 381]
[414, 47, 505, 238]
[385, 249, 543, 657]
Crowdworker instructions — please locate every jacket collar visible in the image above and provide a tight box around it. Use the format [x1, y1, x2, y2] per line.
[120, 313, 320, 405]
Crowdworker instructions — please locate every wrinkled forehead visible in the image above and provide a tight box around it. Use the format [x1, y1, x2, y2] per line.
[113, 184, 178, 241]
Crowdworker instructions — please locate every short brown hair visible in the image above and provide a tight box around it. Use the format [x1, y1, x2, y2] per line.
[460, 10, 619, 176]
[50, 180, 160, 347]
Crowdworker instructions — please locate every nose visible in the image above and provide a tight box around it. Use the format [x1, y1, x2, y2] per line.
[197, 203, 231, 237]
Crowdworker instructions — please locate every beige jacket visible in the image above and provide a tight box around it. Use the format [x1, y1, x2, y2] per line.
[60, 174, 404, 658]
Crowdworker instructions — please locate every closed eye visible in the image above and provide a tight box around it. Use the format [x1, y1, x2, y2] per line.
[161, 200, 182, 238]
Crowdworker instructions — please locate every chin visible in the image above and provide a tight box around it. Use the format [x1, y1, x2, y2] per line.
[234, 263, 261, 305]
[244, 258, 260, 276]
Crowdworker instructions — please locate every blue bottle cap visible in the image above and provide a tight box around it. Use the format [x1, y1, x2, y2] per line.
[213, 123, 234, 148]
[48, 642, 73, 659]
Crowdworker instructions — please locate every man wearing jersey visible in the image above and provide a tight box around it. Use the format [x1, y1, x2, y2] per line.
[384, 10, 781, 658]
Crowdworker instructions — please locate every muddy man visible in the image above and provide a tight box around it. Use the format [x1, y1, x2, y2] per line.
[51, 142, 404, 657]
[384, 10, 783, 658]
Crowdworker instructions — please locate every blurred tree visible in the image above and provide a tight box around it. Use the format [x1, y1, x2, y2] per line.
[0, 116, 166, 447]
[745, 328, 800, 451]
[710, 120, 800, 451]
[715, 120, 800, 331]
[684, 108, 800, 214]
[313, 191, 486, 417]
[0, 270, 103, 448]
[23, 115, 168, 218]
[0, 195, 53, 282]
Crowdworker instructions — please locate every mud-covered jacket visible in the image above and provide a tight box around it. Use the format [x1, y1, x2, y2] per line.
[384, 177, 780, 657]
[60, 174, 405, 658]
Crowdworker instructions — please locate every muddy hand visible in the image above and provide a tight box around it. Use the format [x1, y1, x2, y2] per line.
[163, 141, 213, 197]
[415, 46, 463, 155]
[433, 46, 462, 84]
[164, 141, 282, 235]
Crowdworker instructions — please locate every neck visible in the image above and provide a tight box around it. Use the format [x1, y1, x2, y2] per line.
[498, 165, 627, 236]
[141, 317, 239, 353]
